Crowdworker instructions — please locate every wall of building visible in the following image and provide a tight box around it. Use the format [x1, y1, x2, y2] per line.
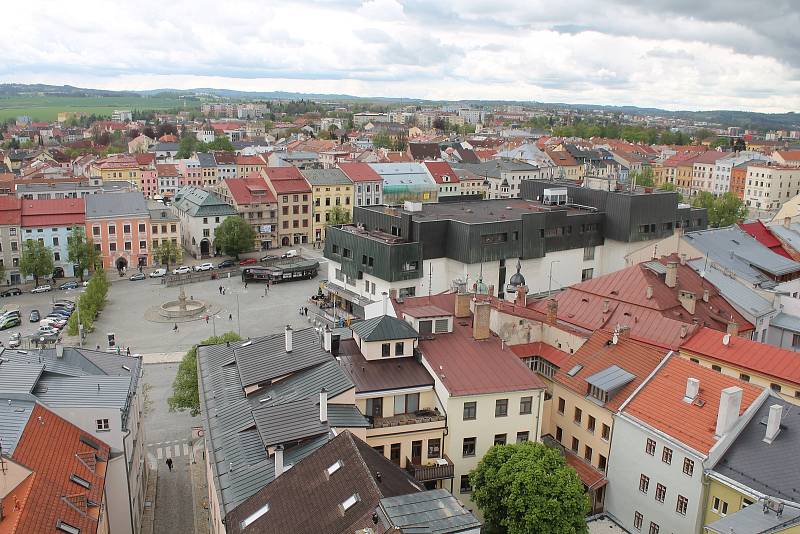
[22, 225, 78, 277]
[703, 477, 756, 529]
[205, 440, 226, 534]
[0, 224, 21, 284]
[87, 217, 151, 269]
[276, 192, 313, 247]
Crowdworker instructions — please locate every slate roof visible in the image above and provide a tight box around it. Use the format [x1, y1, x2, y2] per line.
[85, 191, 149, 219]
[252, 397, 329, 447]
[197, 152, 217, 167]
[350, 315, 419, 342]
[378, 489, 482, 533]
[712, 395, 799, 503]
[0, 396, 35, 454]
[225, 431, 423, 534]
[339, 339, 434, 394]
[234, 328, 332, 388]
[173, 186, 237, 217]
[301, 168, 352, 186]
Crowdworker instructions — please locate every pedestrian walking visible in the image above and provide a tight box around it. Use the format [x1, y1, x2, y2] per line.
[166, 458, 173, 471]
[229, 313, 233, 321]
[304, 306, 308, 316]
[205, 315, 209, 324]
[173, 323, 178, 332]
[126, 347, 131, 356]
[96, 344, 100, 350]
[245, 281, 248, 289]
[263, 286, 268, 297]
[218, 285, 222, 295]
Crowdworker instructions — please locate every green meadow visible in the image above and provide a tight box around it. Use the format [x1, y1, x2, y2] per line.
[0, 95, 194, 122]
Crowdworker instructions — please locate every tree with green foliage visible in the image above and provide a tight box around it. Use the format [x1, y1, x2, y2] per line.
[67, 226, 99, 281]
[328, 205, 351, 225]
[204, 136, 234, 152]
[19, 239, 54, 286]
[169, 332, 242, 415]
[470, 441, 590, 534]
[176, 133, 198, 158]
[66, 269, 109, 336]
[153, 240, 182, 267]
[630, 166, 655, 188]
[214, 216, 256, 259]
[692, 191, 747, 227]
[658, 182, 685, 203]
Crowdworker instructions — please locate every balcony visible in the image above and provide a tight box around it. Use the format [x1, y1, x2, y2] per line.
[370, 408, 445, 429]
[405, 453, 454, 482]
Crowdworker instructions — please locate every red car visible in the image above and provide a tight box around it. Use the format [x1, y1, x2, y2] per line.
[239, 258, 257, 265]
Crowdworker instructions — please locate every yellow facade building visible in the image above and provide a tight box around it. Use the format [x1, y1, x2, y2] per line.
[301, 168, 354, 243]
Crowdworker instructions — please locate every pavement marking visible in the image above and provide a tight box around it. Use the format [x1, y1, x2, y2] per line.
[173, 445, 181, 457]
[156, 448, 164, 459]
[183, 443, 190, 456]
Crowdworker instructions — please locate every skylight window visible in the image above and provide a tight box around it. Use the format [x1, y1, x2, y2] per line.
[239, 503, 270, 529]
[341, 493, 360, 513]
[70, 474, 91, 489]
[567, 364, 584, 377]
[56, 521, 81, 534]
[326, 460, 343, 477]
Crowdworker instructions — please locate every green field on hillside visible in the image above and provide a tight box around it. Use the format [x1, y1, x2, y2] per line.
[0, 95, 196, 122]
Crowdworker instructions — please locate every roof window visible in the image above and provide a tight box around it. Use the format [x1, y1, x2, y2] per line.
[70, 474, 91, 489]
[239, 503, 270, 530]
[56, 521, 80, 534]
[340, 493, 361, 513]
[326, 460, 343, 477]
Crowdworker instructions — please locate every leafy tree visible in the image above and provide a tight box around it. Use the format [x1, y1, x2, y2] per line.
[66, 269, 109, 336]
[66, 226, 97, 281]
[153, 240, 182, 267]
[328, 205, 351, 225]
[372, 133, 392, 149]
[658, 182, 684, 203]
[692, 191, 747, 227]
[19, 239, 54, 286]
[470, 441, 589, 534]
[630, 167, 654, 187]
[157, 123, 178, 137]
[432, 118, 447, 131]
[169, 332, 242, 415]
[214, 216, 256, 259]
[176, 134, 198, 159]
[142, 126, 156, 139]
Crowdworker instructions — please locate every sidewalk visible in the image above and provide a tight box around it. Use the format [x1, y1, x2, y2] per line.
[141, 464, 158, 534]
[142, 352, 185, 364]
[190, 438, 210, 534]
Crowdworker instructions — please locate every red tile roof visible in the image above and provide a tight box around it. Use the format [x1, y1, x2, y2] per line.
[545, 148, 579, 167]
[394, 294, 545, 396]
[551, 331, 669, 411]
[681, 327, 800, 386]
[509, 341, 572, 368]
[11, 403, 110, 534]
[738, 221, 791, 259]
[564, 449, 607, 490]
[134, 153, 155, 166]
[20, 198, 85, 227]
[212, 151, 236, 164]
[0, 196, 21, 225]
[224, 175, 276, 205]
[263, 167, 311, 193]
[338, 162, 382, 183]
[156, 163, 179, 177]
[423, 161, 460, 184]
[234, 155, 265, 166]
[624, 356, 763, 454]
[775, 150, 800, 162]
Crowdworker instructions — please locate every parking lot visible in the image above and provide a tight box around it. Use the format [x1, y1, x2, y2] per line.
[0, 285, 84, 345]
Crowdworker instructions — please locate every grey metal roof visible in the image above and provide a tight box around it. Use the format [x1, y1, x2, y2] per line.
[252, 397, 329, 447]
[153, 142, 179, 151]
[351, 315, 419, 342]
[0, 397, 35, 454]
[643, 261, 667, 275]
[585, 365, 635, 393]
[705, 498, 800, 533]
[327, 404, 369, 428]
[368, 163, 437, 187]
[452, 159, 539, 179]
[379, 489, 482, 534]
[235, 328, 332, 388]
[0, 359, 44, 394]
[197, 152, 217, 167]
[173, 186, 237, 218]
[712, 396, 799, 503]
[683, 227, 800, 284]
[769, 313, 800, 333]
[687, 260, 774, 318]
[32, 375, 132, 408]
[85, 191, 149, 219]
[300, 168, 352, 186]
[768, 223, 800, 253]
[250, 359, 354, 408]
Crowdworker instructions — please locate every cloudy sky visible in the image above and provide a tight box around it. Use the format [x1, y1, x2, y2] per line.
[2, 0, 799, 112]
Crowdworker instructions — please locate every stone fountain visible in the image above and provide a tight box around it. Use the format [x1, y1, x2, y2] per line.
[158, 286, 207, 319]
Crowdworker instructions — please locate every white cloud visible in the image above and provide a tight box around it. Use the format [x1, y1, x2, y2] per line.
[0, 0, 798, 112]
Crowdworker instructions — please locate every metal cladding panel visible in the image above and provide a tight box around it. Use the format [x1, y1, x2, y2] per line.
[521, 212, 546, 259]
[467, 220, 524, 264]
[416, 220, 449, 260]
[324, 226, 422, 283]
[542, 210, 605, 253]
[625, 193, 681, 242]
[352, 206, 403, 234]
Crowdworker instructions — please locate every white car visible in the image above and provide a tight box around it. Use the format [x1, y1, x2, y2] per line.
[281, 249, 298, 259]
[172, 266, 191, 275]
[37, 325, 59, 335]
[150, 268, 167, 278]
[194, 262, 214, 272]
[31, 285, 52, 293]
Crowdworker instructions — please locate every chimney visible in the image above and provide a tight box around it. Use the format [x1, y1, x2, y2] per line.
[680, 324, 689, 338]
[703, 289, 710, 303]
[382, 291, 388, 316]
[665, 262, 678, 288]
[472, 301, 491, 340]
[764, 404, 783, 444]
[715, 386, 743, 437]
[274, 444, 285, 477]
[546, 298, 558, 325]
[680, 253, 687, 266]
[684, 377, 699, 402]
[323, 325, 332, 352]
[784, 216, 791, 229]
[319, 388, 328, 423]
[285, 325, 293, 353]
[488, 284, 495, 297]
[727, 320, 738, 337]
[645, 285, 653, 300]
[515, 285, 528, 306]
[617, 325, 630, 340]
[602, 299, 610, 314]
[455, 292, 473, 318]
[678, 290, 696, 315]
[389, 288, 397, 300]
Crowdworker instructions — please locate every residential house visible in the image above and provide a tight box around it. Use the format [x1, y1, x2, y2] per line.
[0, 196, 21, 284]
[156, 163, 182, 199]
[90, 155, 141, 190]
[217, 175, 278, 251]
[301, 168, 354, 243]
[452, 167, 487, 198]
[338, 162, 383, 207]
[135, 153, 158, 198]
[127, 133, 154, 154]
[424, 161, 461, 198]
[772, 150, 800, 167]
[690, 151, 727, 194]
[196, 328, 370, 534]
[20, 198, 85, 277]
[452, 160, 542, 199]
[408, 142, 442, 161]
[177, 156, 203, 187]
[546, 148, 583, 181]
[213, 152, 237, 180]
[745, 163, 800, 214]
[605, 356, 767, 534]
[148, 200, 181, 259]
[235, 154, 267, 178]
[729, 160, 750, 199]
[267, 151, 320, 169]
[85, 192, 152, 271]
[262, 167, 313, 247]
[151, 142, 179, 163]
[197, 152, 218, 187]
[172, 186, 237, 258]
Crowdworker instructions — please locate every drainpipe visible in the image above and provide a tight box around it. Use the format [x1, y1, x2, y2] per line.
[122, 427, 134, 534]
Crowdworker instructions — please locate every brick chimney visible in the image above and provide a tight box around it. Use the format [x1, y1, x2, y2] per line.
[678, 290, 696, 315]
[702, 289, 710, 303]
[455, 292, 473, 318]
[546, 299, 558, 325]
[764, 404, 784, 444]
[665, 262, 678, 288]
[715, 386, 743, 437]
[727, 320, 738, 337]
[645, 285, 653, 300]
[472, 301, 491, 340]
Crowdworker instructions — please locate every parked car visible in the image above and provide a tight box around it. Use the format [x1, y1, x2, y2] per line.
[239, 258, 257, 265]
[194, 262, 214, 271]
[129, 272, 146, 281]
[217, 259, 235, 269]
[172, 266, 191, 275]
[0, 288, 22, 297]
[37, 324, 60, 335]
[29, 309, 40, 322]
[53, 299, 75, 308]
[50, 309, 72, 318]
[0, 315, 20, 330]
[8, 332, 20, 348]
[59, 281, 79, 290]
[40, 317, 65, 328]
[31, 285, 52, 293]
[35, 331, 60, 344]
[281, 249, 298, 259]
[260, 254, 279, 262]
[150, 268, 167, 278]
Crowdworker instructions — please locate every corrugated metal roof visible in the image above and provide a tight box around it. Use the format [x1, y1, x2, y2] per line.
[235, 328, 332, 388]
[687, 260, 773, 318]
[33, 376, 132, 408]
[0, 360, 44, 394]
[0, 397, 35, 454]
[252, 398, 329, 447]
[85, 191, 149, 219]
[379, 489, 482, 534]
[585, 365, 635, 392]
[327, 404, 369, 428]
[770, 312, 800, 333]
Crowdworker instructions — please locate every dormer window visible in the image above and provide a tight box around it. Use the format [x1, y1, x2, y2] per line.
[588, 384, 609, 404]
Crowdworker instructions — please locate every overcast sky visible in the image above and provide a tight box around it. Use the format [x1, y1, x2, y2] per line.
[3, 0, 799, 112]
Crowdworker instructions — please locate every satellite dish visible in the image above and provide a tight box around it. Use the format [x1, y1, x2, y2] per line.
[722, 334, 731, 346]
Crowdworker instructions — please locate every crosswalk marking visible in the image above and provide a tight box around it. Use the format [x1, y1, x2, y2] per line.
[146, 439, 192, 462]
[156, 447, 164, 459]
[183, 443, 190, 456]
